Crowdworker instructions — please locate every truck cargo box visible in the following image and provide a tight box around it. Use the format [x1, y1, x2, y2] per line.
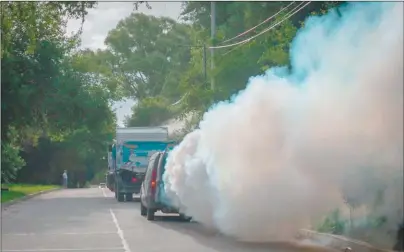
[116, 127, 169, 143]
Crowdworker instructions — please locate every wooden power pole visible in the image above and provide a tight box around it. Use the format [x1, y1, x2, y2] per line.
[210, 1, 216, 91]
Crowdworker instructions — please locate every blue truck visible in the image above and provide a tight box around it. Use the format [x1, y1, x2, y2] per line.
[106, 127, 174, 202]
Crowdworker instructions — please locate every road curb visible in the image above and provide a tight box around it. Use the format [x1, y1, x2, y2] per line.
[1, 188, 61, 210]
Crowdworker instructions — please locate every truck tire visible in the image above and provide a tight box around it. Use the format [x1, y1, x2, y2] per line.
[140, 203, 147, 216]
[117, 193, 125, 202]
[146, 208, 155, 221]
[126, 193, 133, 202]
[114, 184, 119, 199]
[179, 214, 192, 222]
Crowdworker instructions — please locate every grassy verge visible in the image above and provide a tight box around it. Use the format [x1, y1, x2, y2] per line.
[1, 184, 60, 203]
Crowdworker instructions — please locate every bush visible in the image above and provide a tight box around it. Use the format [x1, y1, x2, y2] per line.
[317, 209, 348, 235]
[1, 142, 26, 183]
[90, 169, 107, 184]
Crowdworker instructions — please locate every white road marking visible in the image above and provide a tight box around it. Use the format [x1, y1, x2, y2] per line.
[101, 187, 130, 252]
[101, 187, 108, 197]
[2, 248, 124, 252]
[109, 209, 131, 252]
[2, 231, 117, 236]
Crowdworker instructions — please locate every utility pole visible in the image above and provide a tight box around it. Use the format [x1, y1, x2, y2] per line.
[203, 44, 207, 87]
[210, 1, 216, 91]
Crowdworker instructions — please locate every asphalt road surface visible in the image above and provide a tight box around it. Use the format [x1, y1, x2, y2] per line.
[1, 188, 318, 252]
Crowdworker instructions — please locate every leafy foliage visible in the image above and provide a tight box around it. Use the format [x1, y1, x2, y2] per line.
[124, 97, 174, 127]
[317, 209, 348, 235]
[1, 1, 348, 184]
[1, 139, 26, 183]
[178, 2, 346, 107]
[83, 13, 193, 102]
[1, 2, 114, 185]
[92, 1, 345, 130]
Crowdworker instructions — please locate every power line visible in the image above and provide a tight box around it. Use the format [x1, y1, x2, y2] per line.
[209, 1, 311, 50]
[211, 1, 308, 49]
[222, 43, 245, 57]
[219, 1, 296, 45]
[220, 2, 308, 60]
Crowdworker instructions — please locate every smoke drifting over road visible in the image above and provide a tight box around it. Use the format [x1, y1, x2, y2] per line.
[163, 2, 403, 242]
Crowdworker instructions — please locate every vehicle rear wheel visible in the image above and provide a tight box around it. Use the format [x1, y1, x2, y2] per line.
[179, 214, 192, 222]
[126, 193, 133, 202]
[114, 184, 119, 199]
[146, 208, 155, 221]
[117, 193, 125, 202]
[140, 203, 147, 216]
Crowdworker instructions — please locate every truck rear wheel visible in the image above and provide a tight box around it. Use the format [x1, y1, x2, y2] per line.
[117, 193, 125, 202]
[179, 214, 192, 222]
[146, 208, 155, 221]
[126, 193, 133, 202]
[114, 184, 119, 198]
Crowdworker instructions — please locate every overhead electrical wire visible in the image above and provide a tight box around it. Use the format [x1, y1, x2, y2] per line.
[169, 1, 311, 100]
[209, 1, 311, 50]
[219, 1, 296, 45]
[212, 1, 309, 50]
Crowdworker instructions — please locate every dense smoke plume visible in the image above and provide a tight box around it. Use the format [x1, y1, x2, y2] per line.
[163, 2, 403, 242]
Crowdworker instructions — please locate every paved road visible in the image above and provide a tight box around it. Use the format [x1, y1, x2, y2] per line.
[1, 188, 317, 252]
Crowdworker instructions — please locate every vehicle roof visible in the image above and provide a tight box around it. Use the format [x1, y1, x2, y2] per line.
[116, 127, 169, 142]
[148, 151, 168, 172]
[150, 151, 162, 160]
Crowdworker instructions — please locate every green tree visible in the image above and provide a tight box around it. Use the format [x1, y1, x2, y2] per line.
[75, 2, 347, 135]
[175, 1, 346, 113]
[1, 2, 115, 184]
[88, 13, 193, 102]
[82, 12, 198, 127]
[124, 97, 174, 127]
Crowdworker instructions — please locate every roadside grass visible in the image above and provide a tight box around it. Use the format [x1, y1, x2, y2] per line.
[1, 184, 60, 203]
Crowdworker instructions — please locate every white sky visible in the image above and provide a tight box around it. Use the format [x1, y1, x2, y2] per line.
[66, 1, 183, 126]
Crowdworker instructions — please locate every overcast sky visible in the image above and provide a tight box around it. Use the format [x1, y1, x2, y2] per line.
[66, 2, 183, 126]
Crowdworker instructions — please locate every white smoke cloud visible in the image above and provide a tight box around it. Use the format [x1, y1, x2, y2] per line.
[163, 2, 403, 243]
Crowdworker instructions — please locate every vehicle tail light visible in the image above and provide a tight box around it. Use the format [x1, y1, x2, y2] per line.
[131, 177, 137, 183]
[150, 169, 157, 195]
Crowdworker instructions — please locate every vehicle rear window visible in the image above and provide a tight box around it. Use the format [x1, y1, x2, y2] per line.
[145, 153, 159, 183]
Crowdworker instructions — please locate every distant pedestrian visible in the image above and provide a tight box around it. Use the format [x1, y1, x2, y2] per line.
[62, 170, 68, 188]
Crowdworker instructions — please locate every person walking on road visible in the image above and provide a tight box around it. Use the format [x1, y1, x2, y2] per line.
[62, 170, 68, 188]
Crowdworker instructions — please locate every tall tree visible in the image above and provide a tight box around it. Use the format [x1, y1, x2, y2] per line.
[1, 2, 115, 183]
[87, 13, 193, 102]
[175, 1, 345, 113]
[82, 13, 195, 127]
